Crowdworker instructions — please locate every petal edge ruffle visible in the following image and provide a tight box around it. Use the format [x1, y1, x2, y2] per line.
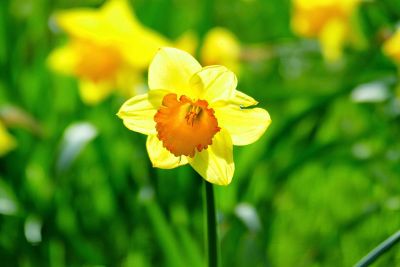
[215, 104, 271, 146]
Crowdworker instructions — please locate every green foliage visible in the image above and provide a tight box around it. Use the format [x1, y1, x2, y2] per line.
[1, 0, 400, 266]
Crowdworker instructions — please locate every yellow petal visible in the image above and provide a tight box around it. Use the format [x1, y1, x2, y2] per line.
[189, 129, 234, 185]
[383, 29, 400, 63]
[319, 18, 347, 62]
[231, 90, 258, 107]
[100, 0, 142, 34]
[146, 135, 189, 169]
[341, 0, 360, 13]
[117, 90, 166, 135]
[148, 89, 170, 107]
[190, 65, 237, 103]
[102, 0, 171, 68]
[0, 122, 16, 156]
[148, 47, 202, 98]
[120, 32, 171, 69]
[55, 0, 131, 40]
[55, 9, 108, 41]
[215, 104, 271, 146]
[79, 79, 114, 105]
[47, 44, 78, 75]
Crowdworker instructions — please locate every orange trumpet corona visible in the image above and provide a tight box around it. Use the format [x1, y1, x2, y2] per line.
[154, 93, 220, 157]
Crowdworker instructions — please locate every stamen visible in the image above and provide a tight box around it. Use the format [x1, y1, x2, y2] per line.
[154, 93, 220, 157]
[185, 105, 202, 126]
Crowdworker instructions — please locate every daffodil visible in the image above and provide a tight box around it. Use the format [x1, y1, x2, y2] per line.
[48, 0, 170, 105]
[117, 48, 271, 185]
[383, 28, 400, 65]
[0, 121, 16, 156]
[291, 0, 360, 62]
[201, 27, 241, 73]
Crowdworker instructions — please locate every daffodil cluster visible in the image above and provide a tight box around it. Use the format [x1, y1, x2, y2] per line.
[291, 0, 360, 62]
[118, 48, 271, 185]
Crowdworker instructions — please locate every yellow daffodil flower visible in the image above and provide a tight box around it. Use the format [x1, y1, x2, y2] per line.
[0, 121, 16, 156]
[201, 27, 241, 73]
[48, 0, 170, 105]
[383, 29, 400, 64]
[117, 48, 271, 185]
[291, 0, 359, 62]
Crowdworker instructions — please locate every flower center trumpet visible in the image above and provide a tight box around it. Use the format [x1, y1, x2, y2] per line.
[155, 93, 220, 157]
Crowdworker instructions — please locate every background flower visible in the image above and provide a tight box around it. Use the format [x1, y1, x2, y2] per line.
[291, 0, 360, 62]
[48, 0, 170, 104]
[201, 27, 241, 74]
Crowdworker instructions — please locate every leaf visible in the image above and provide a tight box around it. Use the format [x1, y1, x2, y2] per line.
[56, 122, 97, 172]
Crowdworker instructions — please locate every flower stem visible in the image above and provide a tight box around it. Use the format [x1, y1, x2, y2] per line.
[204, 180, 218, 267]
[354, 230, 400, 267]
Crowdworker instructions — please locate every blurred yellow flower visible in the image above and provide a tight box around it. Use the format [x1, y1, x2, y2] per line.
[117, 48, 271, 185]
[174, 31, 198, 56]
[383, 29, 400, 64]
[48, 0, 170, 105]
[174, 27, 241, 73]
[0, 121, 16, 156]
[291, 0, 359, 62]
[201, 27, 241, 73]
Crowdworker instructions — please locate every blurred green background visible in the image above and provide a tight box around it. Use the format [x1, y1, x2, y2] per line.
[1, 0, 400, 266]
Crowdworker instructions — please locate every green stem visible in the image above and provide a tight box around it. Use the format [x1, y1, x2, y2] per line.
[204, 180, 218, 267]
[354, 230, 400, 267]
